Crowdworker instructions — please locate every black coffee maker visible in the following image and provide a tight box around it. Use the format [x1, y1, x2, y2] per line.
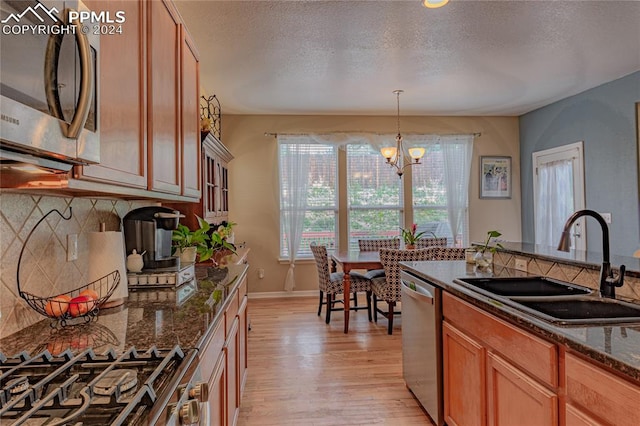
[123, 206, 183, 269]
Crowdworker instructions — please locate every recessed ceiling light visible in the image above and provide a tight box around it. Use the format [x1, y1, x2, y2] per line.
[422, 0, 450, 8]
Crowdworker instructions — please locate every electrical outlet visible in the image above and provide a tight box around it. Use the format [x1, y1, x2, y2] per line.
[514, 257, 527, 272]
[258, 268, 265, 279]
[601, 212, 612, 224]
[67, 234, 78, 261]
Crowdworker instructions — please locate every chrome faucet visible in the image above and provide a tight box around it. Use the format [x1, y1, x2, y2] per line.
[557, 209, 625, 298]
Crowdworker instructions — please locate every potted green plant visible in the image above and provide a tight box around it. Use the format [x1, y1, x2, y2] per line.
[474, 230, 504, 268]
[206, 221, 237, 266]
[172, 215, 213, 264]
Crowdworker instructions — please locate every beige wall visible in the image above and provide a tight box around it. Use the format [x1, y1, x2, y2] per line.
[223, 114, 521, 295]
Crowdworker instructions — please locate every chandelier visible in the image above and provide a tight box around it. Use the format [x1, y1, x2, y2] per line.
[380, 90, 425, 177]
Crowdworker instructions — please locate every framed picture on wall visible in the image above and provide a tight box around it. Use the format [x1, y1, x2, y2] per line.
[480, 156, 512, 199]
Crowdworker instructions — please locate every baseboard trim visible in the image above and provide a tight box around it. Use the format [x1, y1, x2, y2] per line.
[248, 290, 317, 299]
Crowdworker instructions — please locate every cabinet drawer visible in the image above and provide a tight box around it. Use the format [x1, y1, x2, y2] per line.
[200, 319, 225, 383]
[225, 290, 239, 336]
[565, 352, 640, 426]
[443, 293, 558, 388]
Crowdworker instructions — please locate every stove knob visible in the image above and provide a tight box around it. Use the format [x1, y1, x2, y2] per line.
[166, 403, 177, 423]
[178, 384, 188, 397]
[179, 399, 200, 425]
[189, 382, 209, 402]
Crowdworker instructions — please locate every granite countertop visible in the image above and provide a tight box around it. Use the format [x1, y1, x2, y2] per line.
[401, 260, 640, 383]
[0, 264, 248, 357]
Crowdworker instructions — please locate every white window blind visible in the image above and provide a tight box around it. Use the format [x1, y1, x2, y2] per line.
[279, 142, 337, 258]
[347, 144, 402, 250]
[278, 133, 474, 257]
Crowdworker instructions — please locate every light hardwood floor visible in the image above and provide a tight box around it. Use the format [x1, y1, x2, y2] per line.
[237, 296, 434, 425]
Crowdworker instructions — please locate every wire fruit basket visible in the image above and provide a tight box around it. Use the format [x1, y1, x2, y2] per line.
[20, 271, 120, 325]
[16, 208, 121, 326]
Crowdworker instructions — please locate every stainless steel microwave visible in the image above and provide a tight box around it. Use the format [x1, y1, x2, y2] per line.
[0, 0, 100, 167]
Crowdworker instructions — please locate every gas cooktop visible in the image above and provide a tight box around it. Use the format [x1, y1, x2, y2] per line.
[0, 345, 195, 425]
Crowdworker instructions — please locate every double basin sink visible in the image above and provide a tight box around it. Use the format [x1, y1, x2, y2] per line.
[454, 276, 640, 326]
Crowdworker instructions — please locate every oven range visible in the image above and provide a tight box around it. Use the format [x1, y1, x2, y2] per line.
[0, 345, 208, 425]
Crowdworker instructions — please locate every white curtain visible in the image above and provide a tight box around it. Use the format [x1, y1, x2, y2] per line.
[535, 158, 573, 247]
[276, 132, 476, 259]
[290, 132, 459, 153]
[441, 135, 474, 246]
[278, 135, 311, 291]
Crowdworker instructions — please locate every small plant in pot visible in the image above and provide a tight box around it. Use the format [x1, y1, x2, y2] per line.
[401, 223, 435, 249]
[474, 230, 504, 269]
[206, 221, 237, 267]
[172, 216, 213, 264]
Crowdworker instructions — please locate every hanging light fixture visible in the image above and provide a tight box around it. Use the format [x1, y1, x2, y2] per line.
[380, 90, 425, 177]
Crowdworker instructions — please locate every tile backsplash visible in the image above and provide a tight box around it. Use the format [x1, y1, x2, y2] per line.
[0, 193, 153, 338]
[493, 251, 640, 302]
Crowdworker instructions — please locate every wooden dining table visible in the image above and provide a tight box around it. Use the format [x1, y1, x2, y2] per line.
[330, 249, 383, 333]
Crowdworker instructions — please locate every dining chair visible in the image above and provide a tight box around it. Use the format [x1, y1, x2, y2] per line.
[358, 238, 401, 251]
[415, 237, 448, 248]
[357, 238, 401, 279]
[371, 247, 432, 334]
[425, 246, 466, 260]
[310, 242, 372, 324]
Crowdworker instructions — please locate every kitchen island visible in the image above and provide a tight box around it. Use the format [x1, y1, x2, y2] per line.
[402, 260, 640, 426]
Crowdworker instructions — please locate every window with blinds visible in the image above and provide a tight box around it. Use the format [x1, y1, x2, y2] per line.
[278, 134, 471, 258]
[347, 144, 402, 250]
[279, 143, 337, 258]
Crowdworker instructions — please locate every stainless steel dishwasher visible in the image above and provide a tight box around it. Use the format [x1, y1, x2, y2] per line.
[401, 270, 444, 426]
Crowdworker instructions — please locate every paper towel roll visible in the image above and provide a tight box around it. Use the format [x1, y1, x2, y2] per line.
[88, 231, 129, 307]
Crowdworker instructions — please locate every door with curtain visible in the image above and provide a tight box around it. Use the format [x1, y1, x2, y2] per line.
[533, 142, 586, 251]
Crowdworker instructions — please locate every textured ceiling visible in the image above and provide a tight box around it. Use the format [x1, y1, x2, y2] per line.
[174, 0, 640, 116]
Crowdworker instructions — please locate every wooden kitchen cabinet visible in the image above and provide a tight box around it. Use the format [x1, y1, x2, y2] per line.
[443, 322, 485, 426]
[74, 0, 201, 201]
[443, 293, 559, 426]
[166, 132, 233, 228]
[225, 316, 240, 426]
[208, 353, 227, 426]
[179, 26, 201, 198]
[201, 318, 227, 425]
[75, 0, 147, 188]
[564, 352, 640, 426]
[201, 134, 233, 223]
[200, 267, 249, 426]
[148, 0, 181, 194]
[487, 352, 558, 426]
